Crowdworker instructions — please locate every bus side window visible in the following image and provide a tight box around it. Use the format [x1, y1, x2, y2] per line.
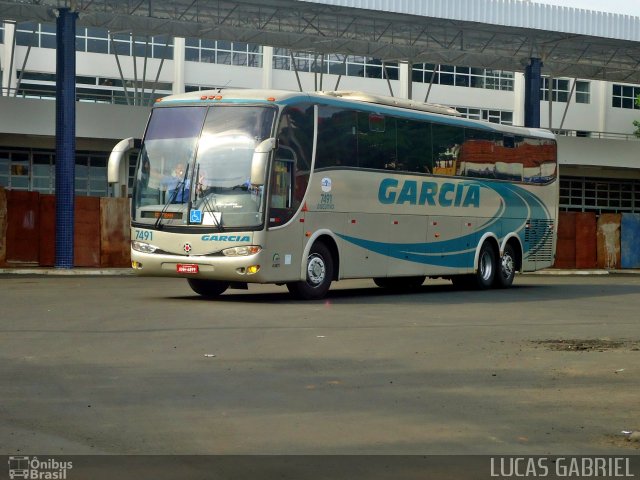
[432, 123, 464, 176]
[316, 106, 357, 169]
[357, 112, 396, 170]
[397, 118, 432, 173]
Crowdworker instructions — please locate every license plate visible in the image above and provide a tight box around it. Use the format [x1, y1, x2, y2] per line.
[177, 264, 199, 274]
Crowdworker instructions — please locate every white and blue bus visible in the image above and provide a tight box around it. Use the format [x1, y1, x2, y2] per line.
[108, 89, 558, 299]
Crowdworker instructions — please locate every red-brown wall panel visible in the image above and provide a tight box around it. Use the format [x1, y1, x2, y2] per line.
[74, 196, 101, 267]
[6, 190, 40, 264]
[0, 187, 7, 267]
[575, 212, 597, 269]
[100, 197, 131, 267]
[554, 211, 576, 268]
[38, 195, 56, 267]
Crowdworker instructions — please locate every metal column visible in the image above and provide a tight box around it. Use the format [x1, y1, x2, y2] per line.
[55, 8, 78, 269]
[524, 57, 542, 128]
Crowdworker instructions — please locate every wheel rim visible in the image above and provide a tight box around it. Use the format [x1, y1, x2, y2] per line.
[501, 252, 514, 279]
[307, 254, 326, 286]
[480, 250, 493, 281]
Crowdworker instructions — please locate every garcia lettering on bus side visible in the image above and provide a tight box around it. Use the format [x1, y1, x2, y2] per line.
[378, 178, 480, 208]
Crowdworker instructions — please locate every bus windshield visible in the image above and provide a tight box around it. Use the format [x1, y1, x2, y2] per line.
[132, 105, 276, 229]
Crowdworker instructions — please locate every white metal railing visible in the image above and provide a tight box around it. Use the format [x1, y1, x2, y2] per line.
[551, 128, 640, 141]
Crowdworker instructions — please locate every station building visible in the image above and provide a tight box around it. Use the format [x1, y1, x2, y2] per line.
[0, 0, 639, 268]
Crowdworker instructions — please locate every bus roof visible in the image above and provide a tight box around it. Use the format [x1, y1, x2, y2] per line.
[157, 88, 555, 140]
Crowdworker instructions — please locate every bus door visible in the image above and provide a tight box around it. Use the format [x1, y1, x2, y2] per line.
[265, 147, 305, 280]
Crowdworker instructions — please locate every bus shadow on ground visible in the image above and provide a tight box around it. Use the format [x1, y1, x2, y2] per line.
[167, 280, 639, 306]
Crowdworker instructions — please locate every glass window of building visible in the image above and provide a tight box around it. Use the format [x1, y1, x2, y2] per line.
[412, 64, 514, 91]
[455, 107, 513, 126]
[16, 22, 56, 49]
[185, 39, 262, 67]
[542, 78, 590, 104]
[612, 84, 640, 109]
[0, 148, 110, 196]
[15, 71, 171, 104]
[560, 176, 640, 213]
[575, 81, 590, 104]
[273, 50, 397, 80]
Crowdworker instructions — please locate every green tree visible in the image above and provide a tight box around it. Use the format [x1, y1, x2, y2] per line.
[635, 94, 640, 137]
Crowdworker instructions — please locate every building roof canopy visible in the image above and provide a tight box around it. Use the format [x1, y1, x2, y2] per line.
[1, 0, 640, 83]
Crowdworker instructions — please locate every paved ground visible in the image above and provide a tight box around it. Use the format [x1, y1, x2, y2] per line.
[1, 274, 639, 455]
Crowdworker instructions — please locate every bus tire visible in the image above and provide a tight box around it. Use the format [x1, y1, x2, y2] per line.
[475, 242, 497, 289]
[287, 242, 334, 300]
[187, 278, 229, 298]
[495, 243, 517, 289]
[374, 276, 425, 291]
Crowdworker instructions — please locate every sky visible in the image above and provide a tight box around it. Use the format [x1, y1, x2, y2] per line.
[531, 0, 640, 16]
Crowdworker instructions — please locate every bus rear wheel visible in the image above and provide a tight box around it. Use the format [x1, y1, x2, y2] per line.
[287, 242, 334, 300]
[495, 243, 517, 288]
[475, 242, 497, 289]
[374, 276, 426, 291]
[187, 278, 229, 298]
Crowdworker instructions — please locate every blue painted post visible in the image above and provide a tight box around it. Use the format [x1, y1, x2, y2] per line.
[524, 57, 542, 128]
[55, 8, 78, 268]
[621, 213, 640, 268]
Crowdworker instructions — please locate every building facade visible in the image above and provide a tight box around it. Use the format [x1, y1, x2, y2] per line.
[1, 20, 640, 216]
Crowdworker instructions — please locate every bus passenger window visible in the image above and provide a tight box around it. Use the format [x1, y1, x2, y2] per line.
[357, 112, 396, 170]
[432, 124, 464, 176]
[316, 106, 357, 169]
[397, 119, 432, 173]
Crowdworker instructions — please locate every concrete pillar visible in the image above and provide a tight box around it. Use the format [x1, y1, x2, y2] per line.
[399, 61, 412, 100]
[172, 36, 185, 94]
[55, 8, 78, 269]
[513, 72, 525, 126]
[597, 80, 607, 134]
[1, 22, 17, 96]
[262, 46, 273, 89]
[524, 57, 542, 128]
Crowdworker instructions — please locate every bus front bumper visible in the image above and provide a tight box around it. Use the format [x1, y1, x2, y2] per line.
[130, 250, 271, 282]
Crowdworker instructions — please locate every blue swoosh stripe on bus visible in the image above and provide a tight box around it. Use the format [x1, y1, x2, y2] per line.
[336, 182, 551, 268]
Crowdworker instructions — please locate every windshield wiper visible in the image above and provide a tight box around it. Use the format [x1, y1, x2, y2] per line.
[154, 163, 190, 229]
[194, 163, 223, 231]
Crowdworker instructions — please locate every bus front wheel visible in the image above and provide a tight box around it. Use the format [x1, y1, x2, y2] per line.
[187, 278, 229, 298]
[287, 242, 334, 300]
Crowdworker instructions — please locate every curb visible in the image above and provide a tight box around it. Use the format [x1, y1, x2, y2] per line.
[525, 269, 640, 276]
[0, 268, 134, 276]
[1, 268, 639, 276]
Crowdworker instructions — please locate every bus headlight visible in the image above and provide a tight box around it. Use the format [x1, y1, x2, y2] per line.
[131, 240, 158, 253]
[222, 245, 262, 256]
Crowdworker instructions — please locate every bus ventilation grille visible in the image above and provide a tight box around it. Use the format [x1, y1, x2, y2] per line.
[525, 220, 554, 263]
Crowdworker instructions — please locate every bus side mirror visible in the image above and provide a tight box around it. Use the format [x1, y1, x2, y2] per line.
[108, 137, 136, 184]
[250, 138, 277, 186]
